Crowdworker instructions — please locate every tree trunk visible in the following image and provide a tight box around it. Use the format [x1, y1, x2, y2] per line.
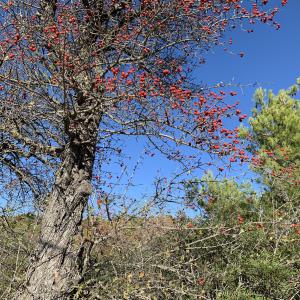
[17, 114, 100, 300]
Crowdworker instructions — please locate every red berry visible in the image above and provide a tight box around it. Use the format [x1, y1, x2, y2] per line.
[162, 69, 170, 75]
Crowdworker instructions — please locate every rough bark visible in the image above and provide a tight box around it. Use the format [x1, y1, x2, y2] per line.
[16, 112, 100, 300]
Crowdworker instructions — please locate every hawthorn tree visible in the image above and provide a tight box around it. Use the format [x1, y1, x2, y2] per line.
[0, 0, 284, 299]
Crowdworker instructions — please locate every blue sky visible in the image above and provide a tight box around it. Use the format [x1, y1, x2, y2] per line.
[99, 1, 300, 211]
[200, 0, 300, 111]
